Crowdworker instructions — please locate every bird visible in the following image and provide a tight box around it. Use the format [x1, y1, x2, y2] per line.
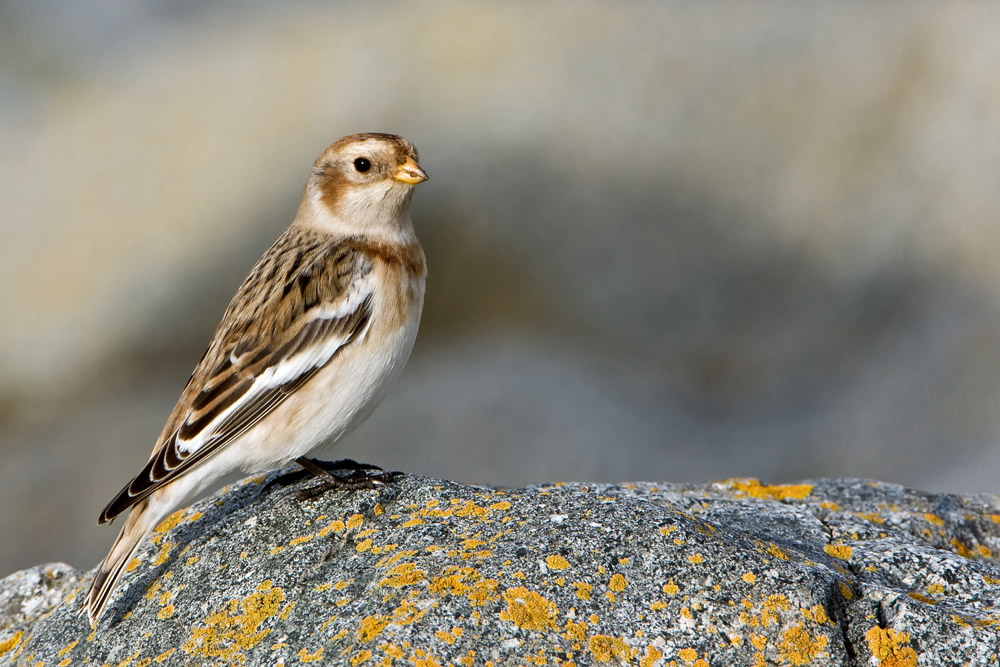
[82, 132, 428, 626]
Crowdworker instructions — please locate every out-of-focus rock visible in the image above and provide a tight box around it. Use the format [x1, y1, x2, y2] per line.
[3, 471, 1000, 665]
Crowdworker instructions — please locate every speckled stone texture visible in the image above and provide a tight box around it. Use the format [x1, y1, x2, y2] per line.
[2, 474, 999, 666]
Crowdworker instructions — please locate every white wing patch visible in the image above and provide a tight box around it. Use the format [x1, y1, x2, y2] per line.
[174, 273, 375, 456]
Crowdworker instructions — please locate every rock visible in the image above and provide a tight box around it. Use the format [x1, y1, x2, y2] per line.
[2, 472, 999, 665]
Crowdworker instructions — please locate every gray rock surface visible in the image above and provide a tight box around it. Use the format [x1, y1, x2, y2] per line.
[3, 472, 999, 665]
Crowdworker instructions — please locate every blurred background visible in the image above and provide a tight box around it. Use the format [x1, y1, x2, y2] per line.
[3, 1, 1000, 576]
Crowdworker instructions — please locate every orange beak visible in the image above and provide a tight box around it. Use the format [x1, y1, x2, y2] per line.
[393, 157, 429, 184]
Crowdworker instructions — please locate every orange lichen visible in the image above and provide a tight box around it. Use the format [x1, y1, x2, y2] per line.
[499, 587, 558, 631]
[378, 563, 425, 588]
[823, 544, 853, 560]
[358, 615, 391, 642]
[678, 647, 697, 661]
[182, 580, 289, 663]
[608, 574, 628, 591]
[574, 582, 593, 600]
[864, 627, 917, 667]
[766, 543, 790, 561]
[778, 625, 828, 665]
[153, 649, 175, 663]
[662, 580, 679, 596]
[298, 647, 324, 663]
[742, 573, 756, 584]
[588, 635, 636, 663]
[729, 479, 814, 501]
[640, 645, 663, 667]
[546, 555, 570, 570]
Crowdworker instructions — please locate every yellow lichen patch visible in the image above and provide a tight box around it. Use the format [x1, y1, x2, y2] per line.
[907, 592, 935, 604]
[926, 583, 944, 595]
[922, 513, 944, 526]
[546, 555, 570, 570]
[298, 647, 324, 663]
[377, 549, 419, 569]
[688, 553, 704, 564]
[490, 501, 512, 511]
[759, 595, 789, 627]
[838, 583, 853, 600]
[428, 567, 499, 607]
[153, 510, 187, 539]
[347, 514, 364, 530]
[379, 562, 425, 588]
[288, 534, 314, 547]
[983, 575, 1000, 585]
[640, 645, 663, 667]
[777, 625, 828, 665]
[153, 649, 175, 663]
[574, 581, 593, 600]
[158, 604, 175, 619]
[401, 518, 425, 527]
[356, 539, 373, 553]
[864, 627, 917, 667]
[976, 545, 993, 558]
[662, 580, 679, 596]
[854, 512, 885, 524]
[766, 543, 790, 561]
[677, 647, 697, 661]
[588, 635, 636, 663]
[729, 479, 814, 501]
[126, 558, 142, 573]
[742, 572, 756, 584]
[818, 501, 839, 511]
[350, 649, 371, 665]
[823, 544, 853, 560]
[499, 587, 558, 631]
[318, 519, 346, 537]
[650, 600, 667, 611]
[608, 573, 628, 592]
[433, 630, 456, 645]
[563, 618, 587, 642]
[358, 615, 391, 642]
[152, 541, 174, 567]
[989, 514, 1000, 524]
[185, 556, 199, 567]
[950, 539, 974, 558]
[57, 640, 79, 658]
[181, 580, 288, 663]
[315, 583, 333, 592]
[802, 604, 829, 624]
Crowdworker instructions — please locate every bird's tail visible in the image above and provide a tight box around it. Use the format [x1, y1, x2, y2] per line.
[82, 498, 164, 627]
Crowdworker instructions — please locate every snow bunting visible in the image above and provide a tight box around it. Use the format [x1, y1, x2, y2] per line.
[83, 133, 428, 626]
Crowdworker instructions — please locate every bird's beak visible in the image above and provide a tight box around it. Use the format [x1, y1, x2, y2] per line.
[394, 157, 429, 184]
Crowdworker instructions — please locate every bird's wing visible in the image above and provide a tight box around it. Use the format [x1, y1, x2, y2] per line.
[99, 229, 375, 523]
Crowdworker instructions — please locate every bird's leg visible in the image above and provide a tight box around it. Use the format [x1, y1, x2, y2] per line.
[298, 457, 383, 478]
[289, 457, 402, 501]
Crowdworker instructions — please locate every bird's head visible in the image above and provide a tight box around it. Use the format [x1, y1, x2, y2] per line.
[299, 133, 428, 237]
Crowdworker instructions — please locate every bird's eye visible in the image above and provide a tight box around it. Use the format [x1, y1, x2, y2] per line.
[353, 157, 371, 173]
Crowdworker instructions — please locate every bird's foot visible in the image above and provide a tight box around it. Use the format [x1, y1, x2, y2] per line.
[264, 457, 401, 501]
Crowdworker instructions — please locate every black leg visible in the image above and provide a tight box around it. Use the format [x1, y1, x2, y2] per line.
[260, 458, 394, 497]
[277, 457, 402, 501]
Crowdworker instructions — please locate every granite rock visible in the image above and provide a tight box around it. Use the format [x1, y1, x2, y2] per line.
[2, 472, 999, 665]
